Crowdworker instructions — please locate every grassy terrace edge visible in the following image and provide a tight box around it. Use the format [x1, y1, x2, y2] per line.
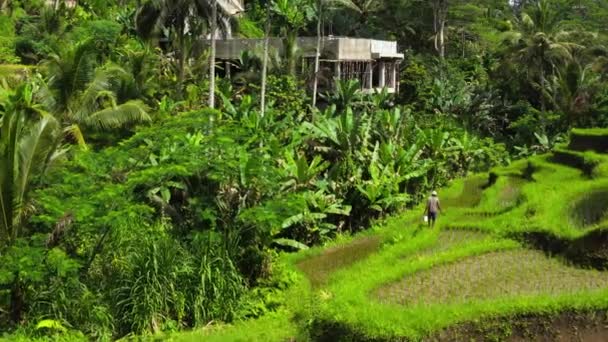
[306, 149, 608, 341]
[167, 145, 608, 341]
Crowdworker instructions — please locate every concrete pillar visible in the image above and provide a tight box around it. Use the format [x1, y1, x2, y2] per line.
[225, 61, 231, 79]
[335, 62, 341, 80]
[391, 62, 397, 89]
[379, 62, 386, 88]
[394, 62, 400, 94]
[367, 62, 373, 89]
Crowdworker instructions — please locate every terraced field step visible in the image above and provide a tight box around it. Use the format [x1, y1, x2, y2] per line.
[551, 148, 604, 176]
[570, 189, 608, 228]
[405, 229, 490, 259]
[461, 177, 525, 217]
[569, 128, 608, 153]
[297, 236, 381, 287]
[441, 176, 487, 208]
[376, 249, 608, 306]
[432, 310, 608, 342]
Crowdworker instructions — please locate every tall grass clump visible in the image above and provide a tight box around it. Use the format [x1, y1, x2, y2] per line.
[111, 226, 191, 335]
[99, 222, 245, 336]
[190, 230, 244, 326]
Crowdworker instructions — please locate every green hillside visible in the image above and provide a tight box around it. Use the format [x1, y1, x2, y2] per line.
[179, 130, 608, 341]
[2, 0, 608, 340]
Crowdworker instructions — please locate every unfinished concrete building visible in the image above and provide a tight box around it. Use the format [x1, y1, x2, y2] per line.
[208, 36, 404, 94]
[46, 0, 77, 8]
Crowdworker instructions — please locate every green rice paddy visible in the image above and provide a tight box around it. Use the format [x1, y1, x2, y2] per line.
[377, 248, 608, 306]
[182, 130, 608, 341]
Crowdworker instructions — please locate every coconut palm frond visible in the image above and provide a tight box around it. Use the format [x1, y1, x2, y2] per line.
[84, 100, 151, 131]
[16, 115, 60, 203]
[1, 85, 61, 244]
[63, 124, 88, 150]
[44, 39, 99, 111]
[323, 0, 361, 13]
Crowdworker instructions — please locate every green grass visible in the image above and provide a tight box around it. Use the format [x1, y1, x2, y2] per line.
[571, 128, 608, 137]
[310, 225, 608, 340]
[166, 312, 299, 342]
[440, 175, 487, 208]
[569, 128, 608, 153]
[186, 128, 608, 341]
[552, 147, 605, 176]
[459, 176, 524, 217]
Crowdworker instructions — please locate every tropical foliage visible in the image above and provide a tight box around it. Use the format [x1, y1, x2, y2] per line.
[0, 0, 607, 340]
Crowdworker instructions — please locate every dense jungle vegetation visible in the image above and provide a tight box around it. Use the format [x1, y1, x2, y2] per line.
[0, 0, 607, 340]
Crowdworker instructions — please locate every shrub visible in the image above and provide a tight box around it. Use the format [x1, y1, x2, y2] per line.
[0, 15, 19, 63]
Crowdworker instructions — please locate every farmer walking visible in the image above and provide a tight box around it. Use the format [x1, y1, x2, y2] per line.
[424, 191, 442, 228]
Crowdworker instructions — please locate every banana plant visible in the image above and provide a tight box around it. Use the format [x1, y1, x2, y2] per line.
[279, 189, 351, 246]
[280, 150, 330, 191]
[322, 79, 366, 110]
[303, 106, 370, 158]
[380, 142, 431, 180]
[449, 131, 484, 175]
[356, 143, 414, 213]
[416, 127, 453, 187]
[374, 107, 411, 144]
[416, 127, 451, 161]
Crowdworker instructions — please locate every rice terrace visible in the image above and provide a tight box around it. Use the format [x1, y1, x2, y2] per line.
[191, 129, 608, 341]
[2, 0, 608, 341]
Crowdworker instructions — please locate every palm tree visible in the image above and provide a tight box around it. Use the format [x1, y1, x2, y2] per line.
[503, 0, 579, 117]
[261, 3, 271, 117]
[43, 40, 151, 144]
[430, 0, 448, 59]
[116, 43, 160, 101]
[270, 0, 312, 76]
[0, 83, 64, 325]
[548, 60, 600, 127]
[323, 78, 364, 110]
[346, 0, 381, 36]
[208, 0, 217, 108]
[311, 0, 360, 107]
[135, 0, 234, 100]
[0, 83, 61, 247]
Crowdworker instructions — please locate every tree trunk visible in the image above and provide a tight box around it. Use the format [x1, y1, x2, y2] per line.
[461, 30, 465, 58]
[432, 0, 447, 59]
[285, 31, 298, 76]
[312, 0, 322, 108]
[433, 4, 438, 53]
[260, 6, 271, 118]
[177, 28, 186, 100]
[539, 56, 547, 133]
[9, 275, 23, 324]
[208, 0, 217, 109]
[439, 18, 445, 59]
